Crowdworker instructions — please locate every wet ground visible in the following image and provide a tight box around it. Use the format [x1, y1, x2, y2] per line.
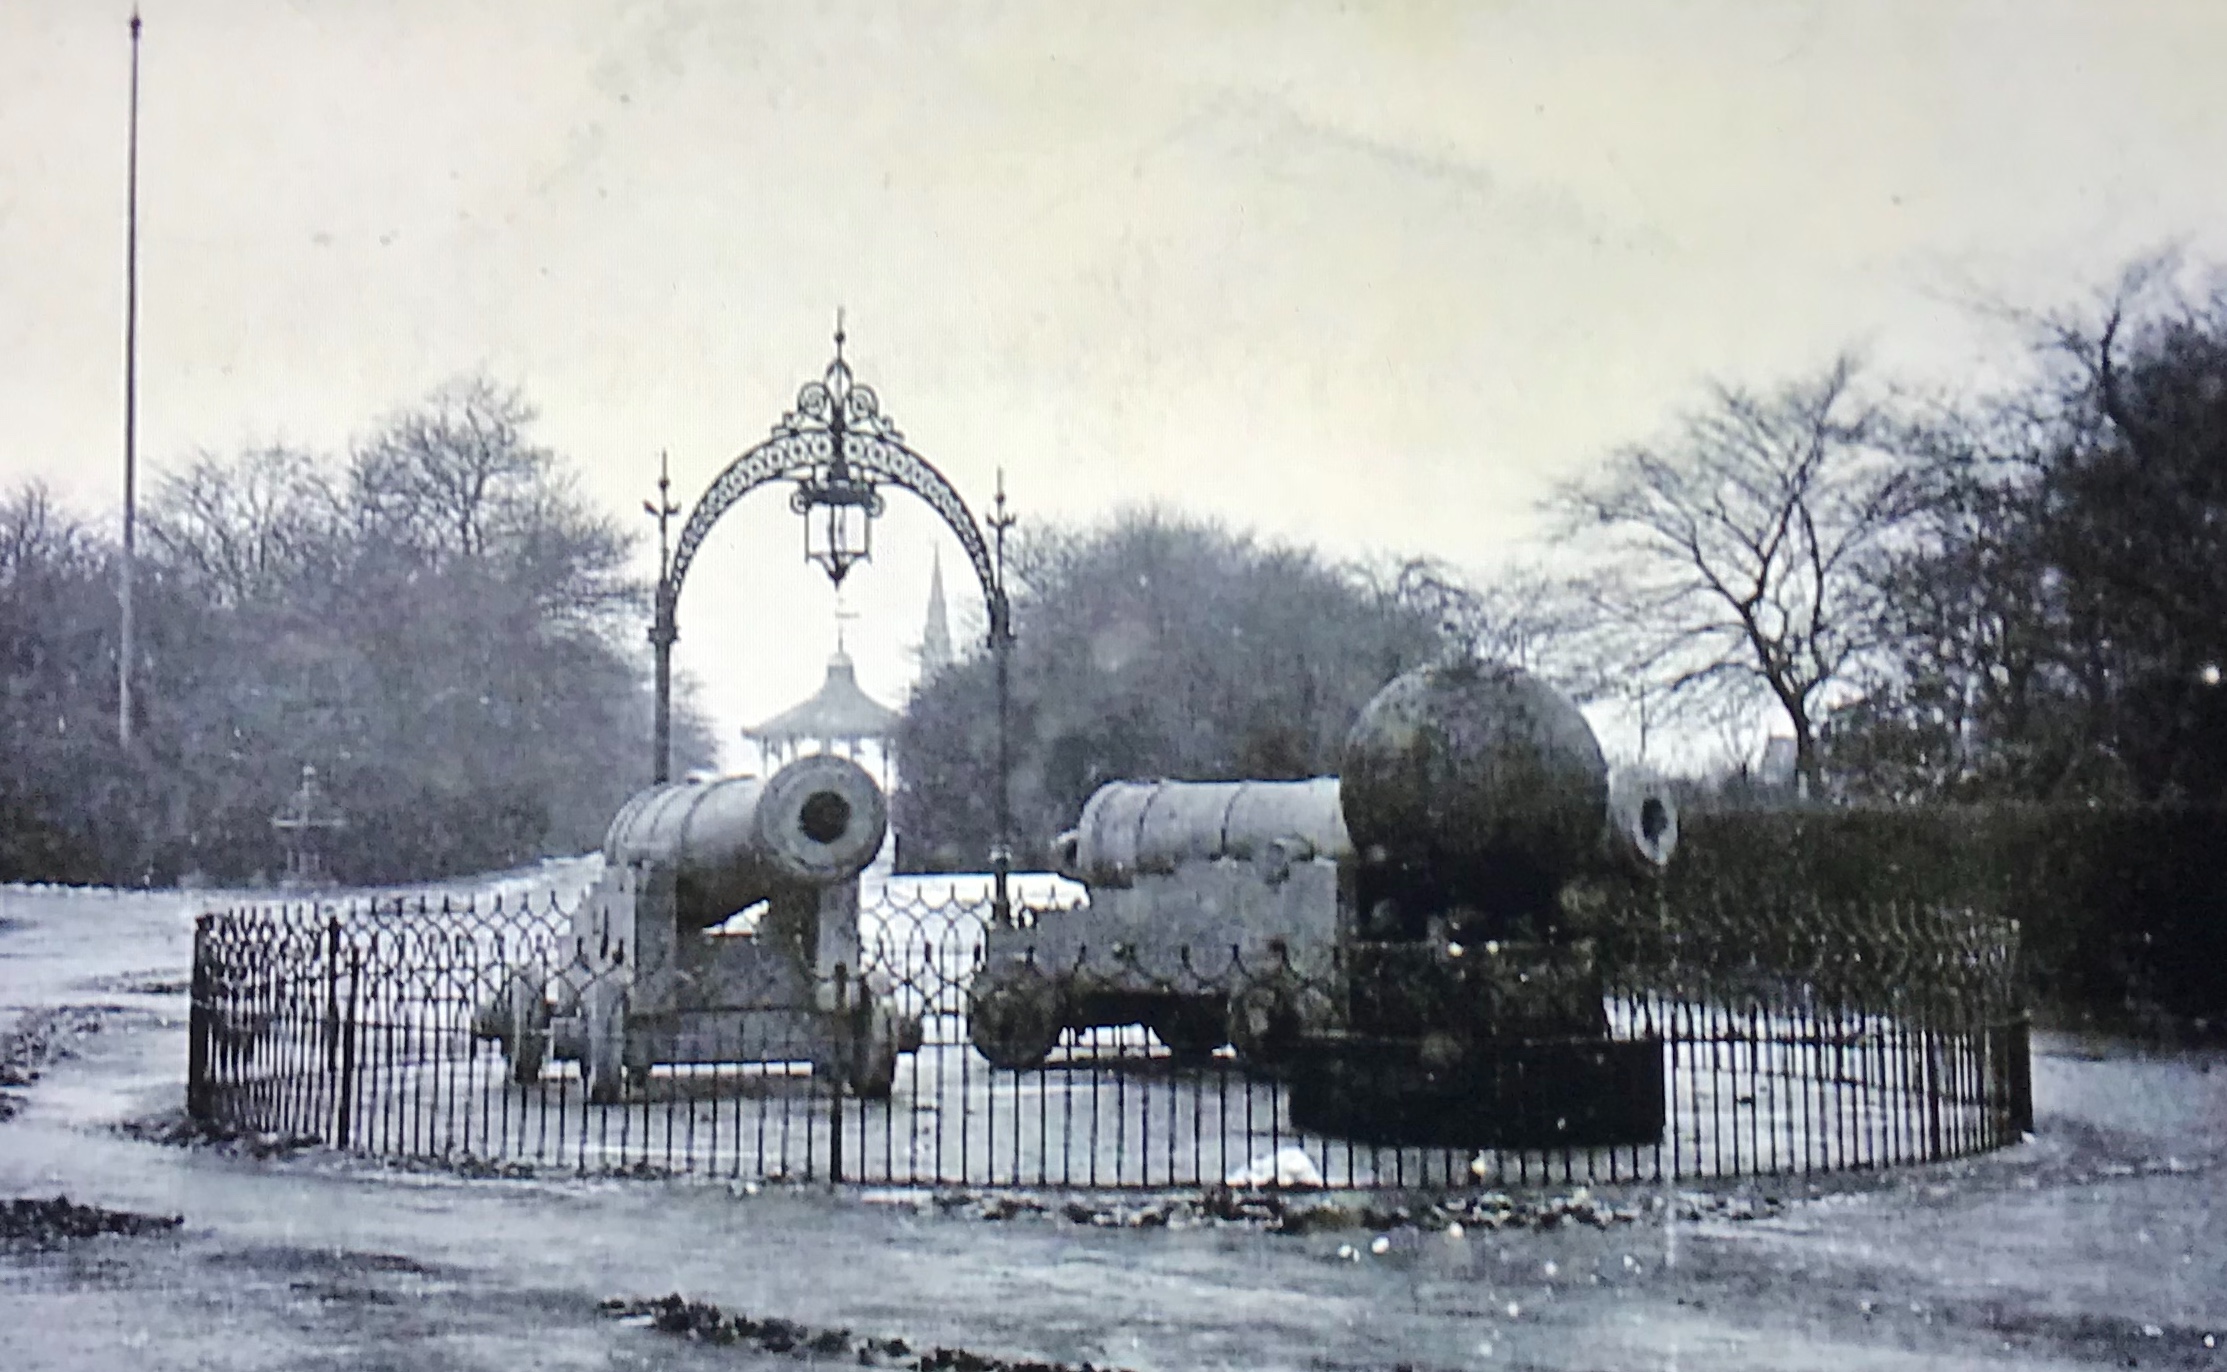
[2, 882, 2223, 1370]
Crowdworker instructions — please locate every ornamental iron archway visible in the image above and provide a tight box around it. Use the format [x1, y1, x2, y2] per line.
[649, 330, 1019, 922]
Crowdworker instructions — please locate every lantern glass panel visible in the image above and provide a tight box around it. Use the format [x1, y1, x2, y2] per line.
[804, 495, 872, 584]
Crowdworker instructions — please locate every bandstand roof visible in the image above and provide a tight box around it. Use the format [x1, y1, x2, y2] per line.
[746, 652, 899, 743]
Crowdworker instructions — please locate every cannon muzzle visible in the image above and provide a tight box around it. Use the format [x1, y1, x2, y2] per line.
[603, 753, 888, 930]
[1604, 769, 1679, 875]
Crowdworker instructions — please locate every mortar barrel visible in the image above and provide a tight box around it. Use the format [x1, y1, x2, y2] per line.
[1340, 659, 1609, 896]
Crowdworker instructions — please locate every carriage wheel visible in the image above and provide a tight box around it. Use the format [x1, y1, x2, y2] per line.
[1228, 978, 1308, 1067]
[847, 1003, 904, 1099]
[504, 967, 551, 1086]
[1151, 998, 1227, 1065]
[967, 965, 1064, 1070]
[582, 979, 628, 1105]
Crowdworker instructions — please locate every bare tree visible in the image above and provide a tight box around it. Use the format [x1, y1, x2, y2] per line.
[1385, 556, 1609, 694]
[349, 376, 549, 563]
[0, 482, 103, 589]
[346, 376, 636, 630]
[144, 446, 335, 607]
[1554, 358, 1925, 796]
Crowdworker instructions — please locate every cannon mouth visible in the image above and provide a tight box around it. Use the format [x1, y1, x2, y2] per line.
[1052, 829, 1083, 882]
[799, 790, 853, 845]
[1640, 797, 1670, 845]
[759, 753, 889, 884]
[1604, 770, 1679, 873]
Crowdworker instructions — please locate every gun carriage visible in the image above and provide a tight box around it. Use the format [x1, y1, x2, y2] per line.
[476, 754, 920, 1103]
[969, 659, 1677, 1148]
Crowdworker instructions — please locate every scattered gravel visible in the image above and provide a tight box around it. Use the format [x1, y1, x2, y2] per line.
[879, 1182, 1784, 1235]
[0, 1195, 182, 1249]
[0, 1006, 117, 1087]
[117, 1111, 322, 1158]
[102, 1106, 1795, 1236]
[78, 971, 192, 996]
[600, 1293, 1131, 1371]
[0, 1004, 161, 1092]
[396, 1155, 544, 1181]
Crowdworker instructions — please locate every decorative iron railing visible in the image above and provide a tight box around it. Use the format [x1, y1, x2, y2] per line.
[186, 881, 2029, 1188]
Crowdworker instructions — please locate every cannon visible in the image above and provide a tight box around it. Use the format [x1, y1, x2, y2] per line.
[968, 776, 1353, 1070]
[969, 657, 1676, 1148]
[476, 754, 920, 1103]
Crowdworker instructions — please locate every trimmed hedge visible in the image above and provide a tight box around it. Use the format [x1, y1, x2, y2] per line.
[1661, 805, 2227, 1027]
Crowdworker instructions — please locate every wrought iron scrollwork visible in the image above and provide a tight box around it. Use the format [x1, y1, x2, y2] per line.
[775, 351, 904, 445]
[658, 354, 1004, 649]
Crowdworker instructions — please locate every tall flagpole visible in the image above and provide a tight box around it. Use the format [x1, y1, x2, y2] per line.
[119, 9, 143, 748]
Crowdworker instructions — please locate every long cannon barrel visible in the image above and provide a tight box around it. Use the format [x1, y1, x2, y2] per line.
[1056, 778, 1351, 888]
[604, 753, 888, 930]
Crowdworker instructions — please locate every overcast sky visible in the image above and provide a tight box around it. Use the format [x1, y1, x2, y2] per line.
[7, 1, 2227, 766]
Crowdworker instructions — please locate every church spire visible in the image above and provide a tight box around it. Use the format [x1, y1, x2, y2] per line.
[919, 547, 953, 678]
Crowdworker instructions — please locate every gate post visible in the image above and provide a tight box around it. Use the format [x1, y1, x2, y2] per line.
[1924, 1025, 1945, 1161]
[650, 592, 676, 784]
[334, 946, 361, 1149]
[827, 963, 848, 1185]
[324, 917, 342, 1074]
[186, 914, 212, 1122]
[2007, 1013, 2033, 1137]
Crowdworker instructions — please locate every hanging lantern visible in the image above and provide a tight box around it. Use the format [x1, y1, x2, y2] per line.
[794, 465, 881, 587]
[787, 320, 888, 589]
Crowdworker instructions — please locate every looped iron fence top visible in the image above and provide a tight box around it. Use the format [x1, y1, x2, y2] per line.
[188, 882, 2030, 1190]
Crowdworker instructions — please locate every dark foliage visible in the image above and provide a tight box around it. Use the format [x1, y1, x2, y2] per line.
[1830, 266, 2227, 804]
[599, 1291, 1112, 1371]
[0, 378, 714, 886]
[0, 1195, 181, 1248]
[1649, 805, 2227, 1026]
[892, 508, 1451, 871]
